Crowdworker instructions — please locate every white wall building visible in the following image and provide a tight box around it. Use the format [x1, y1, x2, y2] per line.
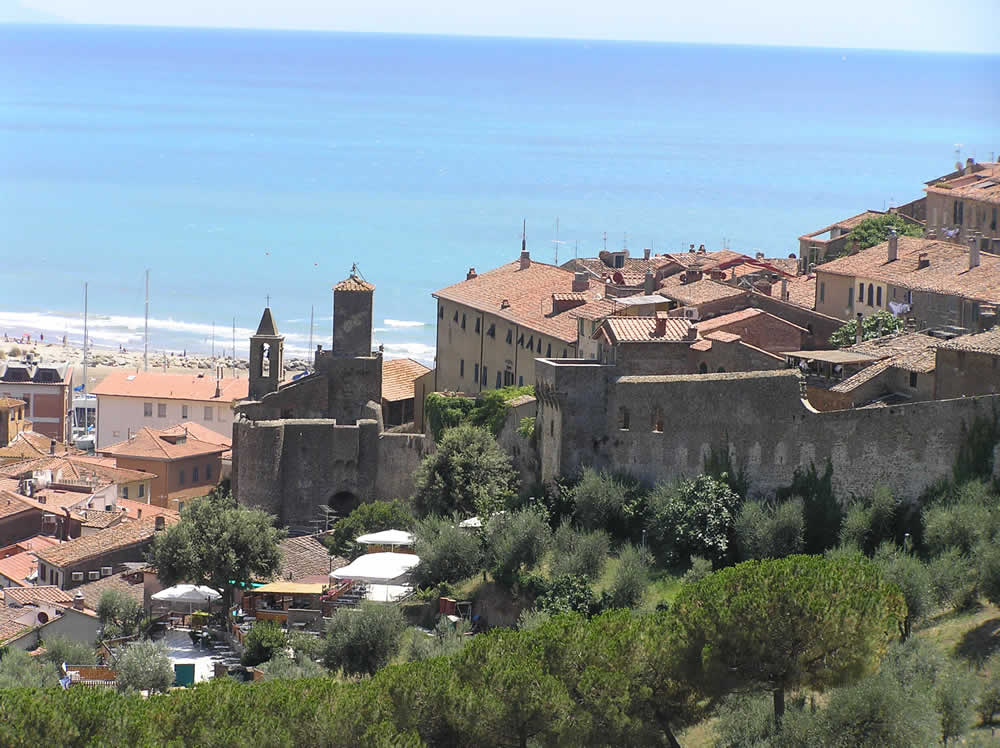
[91, 371, 248, 449]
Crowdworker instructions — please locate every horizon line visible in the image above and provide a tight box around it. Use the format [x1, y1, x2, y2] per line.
[3, 21, 999, 57]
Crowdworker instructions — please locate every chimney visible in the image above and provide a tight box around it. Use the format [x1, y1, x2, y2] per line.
[572, 272, 590, 293]
[49, 440, 55, 455]
[643, 247, 651, 260]
[887, 228, 898, 262]
[684, 323, 698, 340]
[644, 270, 655, 295]
[466, 267, 477, 281]
[519, 250, 531, 270]
[755, 251, 764, 260]
[697, 244, 706, 254]
[970, 236, 981, 269]
[855, 313, 864, 345]
[966, 157, 975, 174]
[689, 244, 695, 253]
[154, 515, 165, 532]
[72, 591, 84, 611]
[780, 278, 788, 301]
[654, 311, 668, 337]
[917, 253, 930, 269]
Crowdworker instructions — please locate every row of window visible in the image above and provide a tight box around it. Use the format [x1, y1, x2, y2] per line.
[617, 406, 666, 432]
[177, 464, 213, 486]
[852, 282, 913, 309]
[439, 305, 568, 357]
[143, 402, 225, 421]
[120, 484, 146, 499]
[457, 359, 526, 389]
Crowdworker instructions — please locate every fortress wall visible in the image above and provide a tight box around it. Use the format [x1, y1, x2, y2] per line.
[233, 420, 286, 518]
[375, 432, 429, 501]
[539, 360, 1000, 500]
[324, 356, 383, 424]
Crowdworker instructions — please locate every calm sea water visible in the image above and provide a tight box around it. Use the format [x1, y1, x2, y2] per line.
[1, 25, 998, 362]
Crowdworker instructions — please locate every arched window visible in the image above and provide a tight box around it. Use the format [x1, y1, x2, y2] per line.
[876, 286, 882, 307]
[698, 362, 708, 374]
[618, 407, 630, 431]
[260, 343, 270, 376]
[652, 406, 664, 433]
[867, 284, 874, 306]
[858, 283, 864, 302]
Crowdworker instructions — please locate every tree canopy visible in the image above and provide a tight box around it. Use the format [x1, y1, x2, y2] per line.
[845, 213, 923, 252]
[670, 554, 905, 724]
[325, 499, 413, 560]
[150, 491, 285, 611]
[411, 424, 516, 518]
[829, 310, 904, 348]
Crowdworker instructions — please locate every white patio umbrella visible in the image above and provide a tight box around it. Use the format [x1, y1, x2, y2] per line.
[354, 529, 415, 546]
[151, 585, 222, 604]
[331, 552, 420, 584]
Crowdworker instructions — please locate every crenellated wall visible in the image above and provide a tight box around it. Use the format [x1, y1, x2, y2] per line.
[536, 359, 1000, 500]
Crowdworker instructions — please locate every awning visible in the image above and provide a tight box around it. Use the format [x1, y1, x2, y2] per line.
[331, 552, 420, 584]
[355, 529, 415, 546]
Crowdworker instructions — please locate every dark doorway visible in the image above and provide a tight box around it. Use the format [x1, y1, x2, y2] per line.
[329, 490, 360, 519]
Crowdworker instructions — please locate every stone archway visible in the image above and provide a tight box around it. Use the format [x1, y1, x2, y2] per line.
[329, 490, 360, 520]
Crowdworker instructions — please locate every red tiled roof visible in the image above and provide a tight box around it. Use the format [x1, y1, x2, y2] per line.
[433, 258, 584, 343]
[697, 309, 807, 336]
[382, 358, 431, 403]
[334, 274, 375, 292]
[277, 532, 346, 582]
[160, 422, 232, 460]
[658, 276, 747, 306]
[0, 552, 38, 586]
[0, 456, 153, 485]
[0, 491, 36, 520]
[705, 331, 741, 344]
[3, 585, 72, 607]
[783, 275, 817, 309]
[938, 327, 1000, 355]
[598, 316, 694, 344]
[74, 509, 124, 529]
[0, 431, 84, 461]
[0, 608, 32, 644]
[815, 237, 1000, 303]
[0, 397, 26, 409]
[101, 426, 226, 461]
[566, 297, 619, 322]
[36, 515, 178, 569]
[926, 163, 1000, 206]
[91, 371, 248, 403]
[72, 571, 145, 613]
[116, 499, 179, 522]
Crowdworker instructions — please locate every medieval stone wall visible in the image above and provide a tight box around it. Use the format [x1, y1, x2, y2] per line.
[537, 359, 1000, 501]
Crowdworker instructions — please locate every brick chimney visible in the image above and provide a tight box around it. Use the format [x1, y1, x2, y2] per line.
[917, 253, 930, 269]
[969, 236, 981, 269]
[643, 247, 651, 260]
[154, 515, 165, 532]
[780, 278, 788, 301]
[572, 272, 590, 292]
[72, 591, 84, 611]
[466, 267, 477, 280]
[644, 270, 655, 295]
[887, 228, 898, 262]
[654, 311, 668, 337]
[519, 250, 531, 270]
[855, 313, 864, 345]
[49, 440, 55, 455]
[684, 323, 698, 340]
[966, 157, 975, 175]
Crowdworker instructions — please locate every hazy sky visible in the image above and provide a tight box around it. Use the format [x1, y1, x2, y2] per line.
[12, 0, 1000, 54]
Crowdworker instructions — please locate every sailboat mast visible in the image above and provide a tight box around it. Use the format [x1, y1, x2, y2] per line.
[309, 305, 314, 360]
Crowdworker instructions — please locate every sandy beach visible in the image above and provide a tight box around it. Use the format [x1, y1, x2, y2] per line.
[1, 338, 311, 391]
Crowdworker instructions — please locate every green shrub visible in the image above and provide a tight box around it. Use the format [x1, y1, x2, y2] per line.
[535, 574, 598, 617]
[256, 654, 326, 680]
[602, 544, 649, 609]
[403, 616, 471, 661]
[838, 485, 898, 556]
[241, 621, 288, 667]
[681, 555, 714, 586]
[734, 497, 804, 561]
[550, 522, 609, 579]
[412, 514, 483, 588]
[829, 310, 904, 348]
[977, 662, 1000, 726]
[116, 640, 174, 694]
[324, 603, 406, 676]
[570, 467, 648, 542]
[646, 474, 741, 566]
[484, 507, 551, 588]
[929, 547, 979, 612]
[0, 648, 59, 689]
[924, 500, 993, 556]
[40, 635, 96, 667]
[775, 462, 842, 554]
[873, 542, 932, 639]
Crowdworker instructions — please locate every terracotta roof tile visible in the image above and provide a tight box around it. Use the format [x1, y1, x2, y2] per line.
[847, 332, 941, 373]
[0, 551, 39, 586]
[74, 509, 124, 529]
[658, 276, 747, 306]
[116, 499, 179, 522]
[101, 426, 226, 461]
[277, 532, 346, 582]
[433, 259, 584, 343]
[334, 274, 375, 292]
[815, 237, 1000, 303]
[830, 359, 895, 393]
[566, 297, 619, 321]
[939, 327, 1000, 355]
[0, 491, 36, 520]
[382, 358, 432, 403]
[0, 397, 26, 409]
[784, 275, 817, 309]
[926, 163, 1000, 206]
[91, 371, 248, 403]
[72, 571, 145, 613]
[36, 515, 178, 569]
[0, 431, 84, 461]
[160, 422, 232, 460]
[599, 316, 694, 344]
[3, 585, 73, 607]
[705, 331, 741, 343]
[689, 339, 713, 352]
[0, 608, 32, 644]
[0, 456, 153, 485]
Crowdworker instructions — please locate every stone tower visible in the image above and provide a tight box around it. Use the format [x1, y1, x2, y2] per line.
[333, 270, 375, 357]
[249, 307, 284, 400]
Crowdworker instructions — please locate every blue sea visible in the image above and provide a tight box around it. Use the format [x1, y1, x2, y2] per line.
[1, 25, 998, 363]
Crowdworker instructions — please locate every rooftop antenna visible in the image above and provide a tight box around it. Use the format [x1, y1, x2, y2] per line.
[521, 220, 526, 253]
[623, 232, 628, 251]
[232, 317, 236, 379]
[143, 269, 149, 372]
[265, 294, 270, 308]
[575, 240, 579, 259]
[211, 321, 215, 360]
[82, 282, 88, 395]
[602, 232, 607, 251]
[308, 304, 314, 357]
[954, 144, 963, 171]
[553, 217, 560, 265]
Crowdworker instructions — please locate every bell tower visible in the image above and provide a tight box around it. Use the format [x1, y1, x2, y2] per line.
[249, 307, 284, 400]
